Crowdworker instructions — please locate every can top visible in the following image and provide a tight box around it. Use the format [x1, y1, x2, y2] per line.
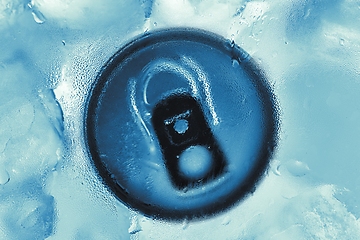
[85, 28, 278, 221]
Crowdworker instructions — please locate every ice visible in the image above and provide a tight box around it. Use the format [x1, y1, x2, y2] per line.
[138, 173, 360, 239]
[1, 0, 360, 239]
[0, 180, 55, 239]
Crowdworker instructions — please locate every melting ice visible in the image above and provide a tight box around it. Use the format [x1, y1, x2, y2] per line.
[1, 0, 360, 239]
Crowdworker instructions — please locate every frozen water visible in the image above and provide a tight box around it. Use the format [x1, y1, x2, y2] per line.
[1, 0, 360, 239]
[138, 174, 360, 239]
[0, 180, 55, 239]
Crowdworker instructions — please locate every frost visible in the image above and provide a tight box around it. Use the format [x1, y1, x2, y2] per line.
[138, 174, 360, 239]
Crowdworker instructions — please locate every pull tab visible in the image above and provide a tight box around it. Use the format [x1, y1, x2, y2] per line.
[152, 93, 226, 189]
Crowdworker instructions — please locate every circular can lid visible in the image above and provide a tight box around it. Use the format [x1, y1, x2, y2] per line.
[85, 28, 278, 220]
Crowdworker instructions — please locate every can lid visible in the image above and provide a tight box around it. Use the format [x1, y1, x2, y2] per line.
[85, 28, 279, 221]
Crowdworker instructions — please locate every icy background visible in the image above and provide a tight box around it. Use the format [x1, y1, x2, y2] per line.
[1, 0, 360, 239]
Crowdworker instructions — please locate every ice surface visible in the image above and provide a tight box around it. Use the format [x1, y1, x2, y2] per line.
[1, 0, 360, 239]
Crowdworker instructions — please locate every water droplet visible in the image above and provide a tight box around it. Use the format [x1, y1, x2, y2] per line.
[339, 38, 345, 46]
[270, 159, 281, 176]
[182, 219, 189, 229]
[232, 59, 239, 67]
[144, 161, 161, 171]
[285, 160, 310, 177]
[0, 168, 10, 185]
[178, 145, 213, 180]
[230, 40, 235, 48]
[234, 5, 246, 17]
[153, 22, 157, 27]
[31, 10, 46, 24]
[221, 216, 231, 225]
[62, 40, 66, 46]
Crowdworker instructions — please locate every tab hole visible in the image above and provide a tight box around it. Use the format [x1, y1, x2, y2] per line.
[173, 119, 189, 134]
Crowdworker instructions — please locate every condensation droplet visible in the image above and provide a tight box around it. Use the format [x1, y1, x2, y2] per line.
[221, 216, 231, 225]
[339, 38, 345, 46]
[182, 219, 189, 229]
[0, 168, 10, 185]
[232, 59, 239, 67]
[270, 159, 281, 176]
[178, 145, 213, 180]
[31, 10, 46, 24]
[285, 160, 310, 177]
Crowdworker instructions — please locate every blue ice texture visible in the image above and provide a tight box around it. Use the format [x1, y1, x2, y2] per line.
[1, 0, 360, 239]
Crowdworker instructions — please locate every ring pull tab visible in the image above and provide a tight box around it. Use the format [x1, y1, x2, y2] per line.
[128, 56, 227, 189]
[152, 93, 227, 189]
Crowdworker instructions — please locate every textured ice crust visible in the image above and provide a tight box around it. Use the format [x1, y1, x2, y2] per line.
[1, 0, 360, 239]
[139, 173, 360, 239]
